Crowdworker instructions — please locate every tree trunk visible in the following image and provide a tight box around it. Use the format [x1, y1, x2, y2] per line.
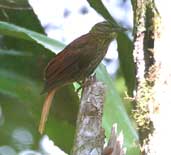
[132, 0, 171, 154]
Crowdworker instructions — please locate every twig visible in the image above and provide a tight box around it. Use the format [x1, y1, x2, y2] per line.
[103, 124, 126, 155]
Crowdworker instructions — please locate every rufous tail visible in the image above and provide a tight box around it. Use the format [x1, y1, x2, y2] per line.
[39, 88, 57, 134]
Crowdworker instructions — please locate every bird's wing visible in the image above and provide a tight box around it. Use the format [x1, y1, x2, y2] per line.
[42, 34, 96, 93]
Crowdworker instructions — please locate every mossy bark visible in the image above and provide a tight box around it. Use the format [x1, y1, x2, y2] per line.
[131, 0, 162, 154]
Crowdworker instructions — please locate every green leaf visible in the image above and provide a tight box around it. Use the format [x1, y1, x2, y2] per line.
[0, 0, 30, 9]
[96, 65, 139, 155]
[117, 33, 135, 96]
[87, 0, 135, 96]
[0, 69, 41, 151]
[0, 10, 78, 153]
[0, 45, 79, 154]
[87, 0, 117, 25]
[0, 21, 64, 53]
[87, 1, 138, 153]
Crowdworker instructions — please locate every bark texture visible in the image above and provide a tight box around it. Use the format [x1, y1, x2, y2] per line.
[72, 76, 105, 155]
[132, 0, 171, 154]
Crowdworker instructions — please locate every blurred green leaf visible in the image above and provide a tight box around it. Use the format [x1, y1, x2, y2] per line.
[0, 0, 30, 9]
[0, 71, 40, 151]
[0, 9, 79, 154]
[0, 21, 64, 53]
[96, 65, 139, 155]
[117, 33, 135, 96]
[87, 0, 117, 25]
[0, 43, 79, 154]
[0, 7, 44, 32]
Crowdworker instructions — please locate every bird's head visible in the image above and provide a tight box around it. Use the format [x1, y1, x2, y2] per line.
[90, 21, 126, 39]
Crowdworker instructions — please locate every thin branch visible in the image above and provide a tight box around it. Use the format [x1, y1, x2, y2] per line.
[103, 124, 126, 155]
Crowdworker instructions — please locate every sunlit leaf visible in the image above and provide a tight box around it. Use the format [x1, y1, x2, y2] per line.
[0, 21, 64, 53]
[96, 65, 139, 155]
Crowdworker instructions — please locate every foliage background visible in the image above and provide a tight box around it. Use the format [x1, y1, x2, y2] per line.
[0, 0, 139, 154]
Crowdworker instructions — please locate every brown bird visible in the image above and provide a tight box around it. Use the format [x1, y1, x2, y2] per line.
[39, 21, 125, 134]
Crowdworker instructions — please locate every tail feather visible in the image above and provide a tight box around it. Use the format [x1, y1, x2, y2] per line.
[39, 88, 57, 134]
